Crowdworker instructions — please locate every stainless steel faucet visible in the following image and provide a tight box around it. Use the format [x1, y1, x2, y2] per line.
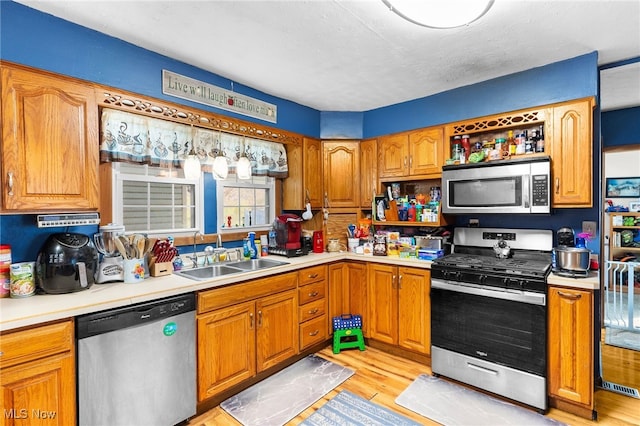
[191, 231, 203, 267]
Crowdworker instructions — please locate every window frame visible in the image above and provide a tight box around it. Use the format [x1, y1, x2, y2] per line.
[216, 176, 276, 235]
[111, 162, 204, 237]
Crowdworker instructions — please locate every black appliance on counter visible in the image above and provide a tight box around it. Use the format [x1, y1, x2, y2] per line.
[430, 227, 552, 411]
[36, 232, 98, 294]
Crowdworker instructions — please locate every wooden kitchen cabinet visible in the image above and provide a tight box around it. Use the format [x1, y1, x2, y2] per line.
[323, 140, 360, 208]
[0, 319, 76, 425]
[359, 138, 378, 208]
[367, 264, 431, 354]
[328, 262, 368, 336]
[197, 272, 298, 401]
[548, 285, 595, 419]
[1, 63, 99, 211]
[550, 98, 594, 208]
[283, 137, 323, 210]
[378, 127, 445, 181]
[297, 265, 328, 350]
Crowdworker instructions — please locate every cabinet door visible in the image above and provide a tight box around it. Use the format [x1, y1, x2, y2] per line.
[367, 264, 398, 345]
[398, 267, 430, 354]
[409, 127, 444, 176]
[197, 301, 256, 401]
[282, 142, 303, 210]
[550, 100, 593, 207]
[1, 352, 76, 425]
[323, 141, 360, 208]
[1, 65, 99, 211]
[328, 263, 349, 335]
[304, 138, 324, 208]
[360, 138, 378, 208]
[378, 134, 409, 178]
[347, 262, 368, 337]
[256, 290, 298, 372]
[548, 286, 593, 407]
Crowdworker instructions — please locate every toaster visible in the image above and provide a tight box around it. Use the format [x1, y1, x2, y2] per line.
[36, 232, 98, 294]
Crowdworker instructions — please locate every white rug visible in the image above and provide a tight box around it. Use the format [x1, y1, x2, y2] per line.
[220, 354, 354, 426]
[396, 374, 565, 426]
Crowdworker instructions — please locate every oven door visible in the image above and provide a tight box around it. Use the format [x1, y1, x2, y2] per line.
[431, 279, 547, 376]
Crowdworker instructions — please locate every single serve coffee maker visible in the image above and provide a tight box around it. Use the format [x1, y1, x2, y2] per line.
[93, 223, 126, 283]
[268, 214, 307, 257]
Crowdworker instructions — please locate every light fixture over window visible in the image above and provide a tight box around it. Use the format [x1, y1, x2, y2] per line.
[382, 0, 494, 29]
[237, 137, 252, 180]
[183, 143, 201, 180]
[212, 131, 229, 180]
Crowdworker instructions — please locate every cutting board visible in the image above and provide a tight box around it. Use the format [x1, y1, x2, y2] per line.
[386, 200, 399, 221]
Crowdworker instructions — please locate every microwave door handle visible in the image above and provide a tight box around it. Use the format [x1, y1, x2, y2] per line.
[523, 176, 530, 209]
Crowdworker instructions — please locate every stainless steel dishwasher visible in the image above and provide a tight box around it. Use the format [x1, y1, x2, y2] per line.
[76, 293, 196, 426]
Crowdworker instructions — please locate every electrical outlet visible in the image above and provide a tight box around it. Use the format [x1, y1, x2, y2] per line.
[582, 221, 597, 237]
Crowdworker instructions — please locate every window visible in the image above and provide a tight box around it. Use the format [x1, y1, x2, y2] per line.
[217, 176, 275, 233]
[111, 163, 204, 236]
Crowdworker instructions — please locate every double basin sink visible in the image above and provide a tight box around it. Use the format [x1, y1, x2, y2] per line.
[174, 258, 290, 281]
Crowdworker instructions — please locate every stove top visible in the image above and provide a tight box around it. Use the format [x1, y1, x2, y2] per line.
[434, 253, 551, 277]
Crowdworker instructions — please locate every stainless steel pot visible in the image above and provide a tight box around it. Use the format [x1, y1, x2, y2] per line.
[554, 246, 590, 271]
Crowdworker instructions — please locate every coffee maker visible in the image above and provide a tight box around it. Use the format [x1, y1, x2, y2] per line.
[93, 223, 126, 283]
[269, 214, 307, 257]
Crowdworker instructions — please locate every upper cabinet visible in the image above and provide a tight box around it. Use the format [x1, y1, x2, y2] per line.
[323, 140, 360, 208]
[378, 127, 445, 182]
[549, 99, 594, 208]
[359, 138, 377, 208]
[283, 137, 323, 210]
[1, 63, 100, 211]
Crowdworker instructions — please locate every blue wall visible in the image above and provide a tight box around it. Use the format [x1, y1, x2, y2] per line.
[602, 107, 640, 147]
[0, 1, 606, 261]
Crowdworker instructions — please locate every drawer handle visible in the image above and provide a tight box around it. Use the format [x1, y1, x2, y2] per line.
[308, 308, 319, 314]
[557, 291, 582, 300]
[309, 291, 319, 297]
[309, 330, 319, 336]
[308, 273, 318, 279]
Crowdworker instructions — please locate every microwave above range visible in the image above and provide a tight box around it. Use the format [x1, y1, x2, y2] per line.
[441, 156, 551, 215]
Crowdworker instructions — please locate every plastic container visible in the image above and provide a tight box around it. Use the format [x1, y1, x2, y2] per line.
[0, 244, 10, 298]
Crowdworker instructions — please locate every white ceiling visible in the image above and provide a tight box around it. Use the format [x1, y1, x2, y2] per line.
[15, 0, 640, 112]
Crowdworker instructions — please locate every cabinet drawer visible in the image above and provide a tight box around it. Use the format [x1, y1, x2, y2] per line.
[298, 281, 326, 305]
[0, 319, 74, 368]
[298, 265, 327, 286]
[299, 315, 328, 350]
[198, 272, 297, 314]
[298, 298, 326, 323]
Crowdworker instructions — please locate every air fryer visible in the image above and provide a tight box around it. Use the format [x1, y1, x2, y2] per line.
[36, 232, 98, 294]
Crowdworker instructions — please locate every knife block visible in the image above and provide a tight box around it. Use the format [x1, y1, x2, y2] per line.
[149, 257, 173, 277]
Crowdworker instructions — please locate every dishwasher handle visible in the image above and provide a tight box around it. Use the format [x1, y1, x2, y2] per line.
[77, 293, 195, 339]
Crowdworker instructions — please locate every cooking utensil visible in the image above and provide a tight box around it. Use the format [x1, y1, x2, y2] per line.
[114, 237, 130, 260]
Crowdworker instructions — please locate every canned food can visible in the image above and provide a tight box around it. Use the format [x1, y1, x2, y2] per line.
[10, 262, 36, 298]
[0, 265, 10, 298]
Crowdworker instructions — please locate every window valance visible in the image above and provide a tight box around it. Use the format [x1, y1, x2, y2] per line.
[100, 108, 288, 178]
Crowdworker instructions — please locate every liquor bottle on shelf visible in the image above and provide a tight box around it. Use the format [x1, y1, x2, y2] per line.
[536, 125, 545, 153]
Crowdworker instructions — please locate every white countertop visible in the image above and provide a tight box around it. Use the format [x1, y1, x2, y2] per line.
[0, 252, 600, 332]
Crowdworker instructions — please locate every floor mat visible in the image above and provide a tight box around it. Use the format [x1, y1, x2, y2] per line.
[220, 354, 354, 426]
[300, 390, 421, 426]
[396, 374, 565, 425]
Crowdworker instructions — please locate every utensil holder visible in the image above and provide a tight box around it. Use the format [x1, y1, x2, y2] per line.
[123, 258, 145, 283]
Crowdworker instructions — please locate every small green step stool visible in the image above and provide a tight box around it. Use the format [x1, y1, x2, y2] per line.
[333, 328, 365, 354]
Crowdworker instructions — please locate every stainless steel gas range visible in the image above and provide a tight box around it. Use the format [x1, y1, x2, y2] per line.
[430, 227, 553, 412]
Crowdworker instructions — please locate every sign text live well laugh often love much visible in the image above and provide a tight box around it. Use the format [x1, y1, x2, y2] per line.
[162, 70, 277, 123]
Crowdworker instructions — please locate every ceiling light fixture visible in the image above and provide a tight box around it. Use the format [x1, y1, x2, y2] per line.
[212, 131, 229, 180]
[382, 0, 494, 29]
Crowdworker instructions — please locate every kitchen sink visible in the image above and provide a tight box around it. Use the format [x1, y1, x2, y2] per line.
[174, 258, 290, 281]
[174, 264, 243, 281]
[227, 258, 290, 271]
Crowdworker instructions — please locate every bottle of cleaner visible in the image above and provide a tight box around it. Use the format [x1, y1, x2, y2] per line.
[248, 232, 258, 259]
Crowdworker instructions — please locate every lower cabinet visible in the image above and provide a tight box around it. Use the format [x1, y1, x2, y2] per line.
[548, 285, 595, 418]
[328, 262, 368, 336]
[368, 264, 431, 354]
[197, 272, 298, 402]
[0, 319, 76, 425]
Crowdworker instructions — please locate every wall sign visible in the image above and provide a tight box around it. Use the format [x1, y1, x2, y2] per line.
[162, 70, 277, 123]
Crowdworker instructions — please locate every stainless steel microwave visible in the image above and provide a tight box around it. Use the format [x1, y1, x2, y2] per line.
[442, 156, 551, 214]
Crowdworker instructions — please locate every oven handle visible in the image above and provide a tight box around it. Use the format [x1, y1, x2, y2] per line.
[431, 279, 546, 306]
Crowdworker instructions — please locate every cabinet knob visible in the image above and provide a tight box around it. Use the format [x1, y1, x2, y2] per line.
[398, 274, 403, 289]
[309, 330, 319, 336]
[308, 273, 318, 279]
[308, 308, 319, 314]
[309, 291, 319, 297]
[258, 310, 263, 327]
[249, 312, 254, 329]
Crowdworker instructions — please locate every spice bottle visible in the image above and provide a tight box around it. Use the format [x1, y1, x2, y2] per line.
[461, 135, 471, 160]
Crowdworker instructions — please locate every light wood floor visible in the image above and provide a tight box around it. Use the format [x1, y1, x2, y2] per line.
[188, 345, 640, 425]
